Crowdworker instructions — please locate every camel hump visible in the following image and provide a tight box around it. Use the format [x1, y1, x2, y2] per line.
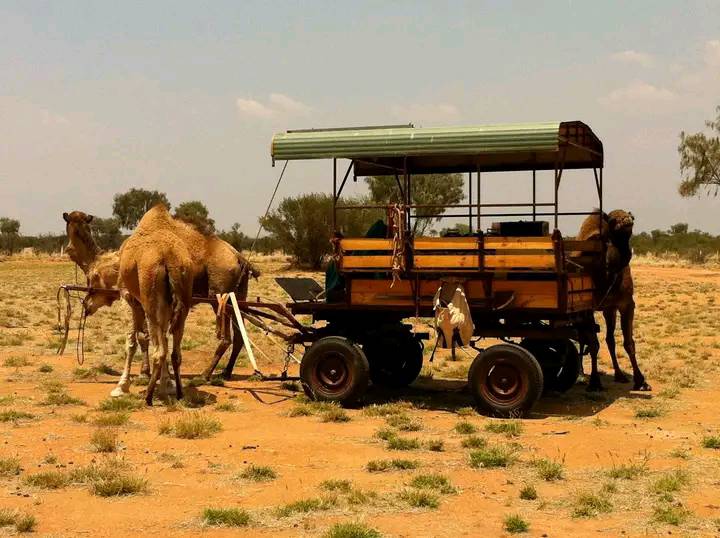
[577, 210, 608, 241]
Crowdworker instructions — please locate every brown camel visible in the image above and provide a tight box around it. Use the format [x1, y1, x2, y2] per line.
[117, 206, 195, 404]
[62, 210, 258, 397]
[577, 209, 650, 392]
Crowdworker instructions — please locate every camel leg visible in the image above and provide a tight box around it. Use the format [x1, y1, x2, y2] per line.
[582, 317, 603, 392]
[222, 314, 246, 381]
[138, 318, 150, 377]
[170, 320, 186, 401]
[201, 305, 232, 381]
[111, 297, 145, 397]
[145, 320, 168, 406]
[620, 301, 651, 391]
[603, 308, 629, 383]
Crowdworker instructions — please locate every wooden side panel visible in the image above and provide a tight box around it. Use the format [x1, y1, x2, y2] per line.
[340, 238, 393, 250]
[342, 256, 393, 269]
[414, 254, 479, 269]
[485, 254, 555, 269]
[414, 237, 479, 250]
[485, 237, 553, 249]
[494, 280, 559, 309]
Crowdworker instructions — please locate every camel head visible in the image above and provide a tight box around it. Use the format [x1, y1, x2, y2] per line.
[63, 211, 98, 272]
[83, 252, 120, 315]
[607, 209, 634, 240]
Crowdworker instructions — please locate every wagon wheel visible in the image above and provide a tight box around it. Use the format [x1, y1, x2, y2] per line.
[300, 336, 369, 404]
[520, 339, 580, 393]
[362, 325, 424, 388]
[468, 343, 544, 417]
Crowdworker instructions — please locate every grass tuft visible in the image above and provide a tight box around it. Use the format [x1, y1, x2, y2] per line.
[461, 435, 487, 449]
[40, 391, 85, 406]
[93, 412, 130, 427]
[90, 429, 119, 453]
[572, 492, 613, 518]
[386, 413, 422, 431]
[0, 456, 21, 477]
[319, 479, 352, 493]
[484, 421, 523, 437]
[23, 470, 68, 489]
[97, 395, 142, 412]
[532, 457, 565, 481]
[0, 409, 34, 423]
[322, 522, 382, 538]
[159, 412, 222, 439]
[275, 496, 337, 517]
[519, 484, 537, 500]
[454, 421, 477, 435]
[215, 402, 238, 412]
[425, 439, 444, 452]
[238, 464, 276, 482]
[606, 460, 647, 480]
[409, 473, 456, 494]
[653, 504, 690, 526]
[634, 405, 664, 419]
[651, 469, 690, 495]
[90, 474, 148, 497]
[321, 406, 351, 423]
[702, 435, 720, 449]
[14, 513, 36, 533]
[504, 514, 529, 534]
[399, 489, 440, 509]
[386, 436, 420, 451]
[366, 459, 419, 472]
[469, 445, 517, 468]
[202, 507, 251, 527]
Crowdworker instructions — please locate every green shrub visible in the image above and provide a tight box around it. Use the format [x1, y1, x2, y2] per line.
[532, 458, 564, 481]
[23, 470, 68, 489]
[572, 492, 612, 518]
[461, 435, 487, 449]
[159, 412, 222, 439]
[469, 445, 517, 468]
[504, 514, 529, 534]
[454, 421, 477, 435]
[399, 489, 439, 509]
[387, 436, 420, 451]
[484, 421, 523, 437]
[323, 522, 382, 538]
[409, 473, 456, 494]
[0, 410, 34, 423]
[97, 395, 142, 412]
[238, 464, 276, 482]
[519, 484, 537, 500]
[702, 435, 720, 449]
[0, 456, 21, 477]
[366, 459, 419, 472]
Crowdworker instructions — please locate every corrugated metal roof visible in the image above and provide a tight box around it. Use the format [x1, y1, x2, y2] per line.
[271, 122, 562, 161]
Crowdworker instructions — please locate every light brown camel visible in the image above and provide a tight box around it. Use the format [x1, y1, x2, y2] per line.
[118, 205, 195, 404]
[577, 209, 650, 392]
[62, 210, 258, 397]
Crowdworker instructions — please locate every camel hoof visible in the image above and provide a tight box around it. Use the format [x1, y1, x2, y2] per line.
[586, 375, 604, 392]
[614, 371, 630, 383]
[633, 379, 652, 391]
[221, 371, 233, 381]
[110, 386, 129, 398]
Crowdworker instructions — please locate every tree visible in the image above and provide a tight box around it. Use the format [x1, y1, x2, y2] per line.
[89, 217, 123, 250]
[678, 106, 720, 197]
[260, 193, 382, 269]
[0, 217, 20, 254]
[112, 188, 170, 229]
[218, 223, 251, 252]
[365, 174, 465, 234]
[174, 200, 215, 234]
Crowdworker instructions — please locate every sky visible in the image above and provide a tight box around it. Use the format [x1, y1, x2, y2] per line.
[1, 0, 719, 236]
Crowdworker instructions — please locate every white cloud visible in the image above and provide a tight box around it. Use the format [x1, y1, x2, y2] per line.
[236, 98, 276, 118]
[390, 102, 459, 124]
[599, 81, 676, 111]
[268, 93, 311, 115]
[704, 39, 720, 67]
[611, 50, 654, 67]
[236, 93, 311, 119]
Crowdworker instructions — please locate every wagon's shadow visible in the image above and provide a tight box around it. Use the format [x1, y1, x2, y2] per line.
[363, 371, 652, 419]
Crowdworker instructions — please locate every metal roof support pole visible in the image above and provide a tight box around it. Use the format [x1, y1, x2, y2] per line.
[477, 165, 482, 233]
[532, 169, 537, 222]
[404, 156, 411, 234]
[332, 158, 337, 232]
[335, 160, 354, 202]
[553, 149, 567, 230]
[468, 172, 473, 233]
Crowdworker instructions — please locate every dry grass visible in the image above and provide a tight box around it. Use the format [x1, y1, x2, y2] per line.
[202, 507, 251, 527]
[90, 428, 119, 453]
[159, 412, 222, 439]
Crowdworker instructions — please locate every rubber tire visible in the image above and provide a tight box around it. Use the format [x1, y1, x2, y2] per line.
[300, 336, 369, 405]
[364, 326, 424, 388]
[521, 339, 580, 393]
[468, 343, 544, 417]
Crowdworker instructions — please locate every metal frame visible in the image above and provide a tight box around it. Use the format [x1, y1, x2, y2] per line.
[330, 142, 603, 236]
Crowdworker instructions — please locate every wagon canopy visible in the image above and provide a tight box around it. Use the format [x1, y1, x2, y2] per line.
[271, 121, 603, 176]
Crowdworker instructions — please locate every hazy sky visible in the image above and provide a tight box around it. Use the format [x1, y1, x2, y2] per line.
[1, 0, 719, 236]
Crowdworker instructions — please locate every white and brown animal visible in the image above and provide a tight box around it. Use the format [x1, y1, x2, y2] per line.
[63, 209, 258, 397]
[577, 209, 650, 392]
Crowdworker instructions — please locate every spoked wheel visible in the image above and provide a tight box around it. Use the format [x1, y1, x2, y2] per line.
[363, 324, 424, 388]
[300, 336, 369, 404]
[521, 339, 581, 393]
[468, 343, 543, 417]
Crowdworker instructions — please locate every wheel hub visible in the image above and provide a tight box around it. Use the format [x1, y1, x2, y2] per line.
[316, 353, 349, 390]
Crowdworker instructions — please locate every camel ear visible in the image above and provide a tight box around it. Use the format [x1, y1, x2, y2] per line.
[63, 212, 70, 223]
[85, 214, 94, 223]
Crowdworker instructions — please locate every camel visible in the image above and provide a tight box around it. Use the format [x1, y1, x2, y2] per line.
[62, 210, 258, 397]
[577, 209, 650, 392]
[117, 206, 195, 404]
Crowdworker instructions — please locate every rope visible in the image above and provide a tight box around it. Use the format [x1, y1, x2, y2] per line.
[55, 287, 72, 355]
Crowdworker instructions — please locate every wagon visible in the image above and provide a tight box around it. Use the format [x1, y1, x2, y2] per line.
[270, 121, 606, 416]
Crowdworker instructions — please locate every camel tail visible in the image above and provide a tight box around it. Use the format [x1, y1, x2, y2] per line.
[165, 264, 189, 332]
